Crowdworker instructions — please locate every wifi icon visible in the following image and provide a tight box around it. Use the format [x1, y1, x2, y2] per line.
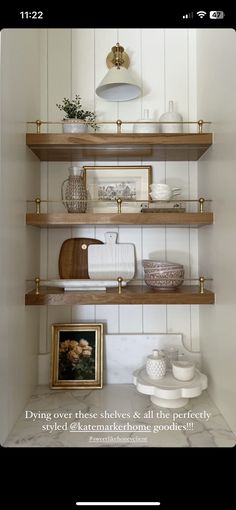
[197, 10, 207, 18]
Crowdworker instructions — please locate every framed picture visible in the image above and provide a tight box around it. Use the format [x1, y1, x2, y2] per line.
[51, 323, 103, 389]
[83, 165, 152, 213]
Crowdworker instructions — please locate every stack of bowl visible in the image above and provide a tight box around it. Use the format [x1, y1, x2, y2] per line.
[142, 260, 184, 290]
[149, 183, 181, 201]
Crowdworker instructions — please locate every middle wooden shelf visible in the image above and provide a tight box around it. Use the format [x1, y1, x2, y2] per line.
[26, 212, 213, 228]
[25, 285, 215, 306]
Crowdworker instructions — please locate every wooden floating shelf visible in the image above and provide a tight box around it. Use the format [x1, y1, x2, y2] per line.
[25, 285, 215, 306]
[26, 133, 213, 161]
[26, 212, 213, 228]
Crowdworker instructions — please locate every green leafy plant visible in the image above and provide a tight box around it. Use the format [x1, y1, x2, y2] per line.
[56, 94, 96, 129]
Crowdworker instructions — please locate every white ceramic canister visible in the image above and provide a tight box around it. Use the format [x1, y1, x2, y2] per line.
[133, 109, 158, 133]
[172, 360, 195, 381]
[159, 101, 183, 133]
[146, 349, 166, 380]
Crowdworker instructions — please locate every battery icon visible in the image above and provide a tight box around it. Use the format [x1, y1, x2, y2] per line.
[210, 11, 225, 19]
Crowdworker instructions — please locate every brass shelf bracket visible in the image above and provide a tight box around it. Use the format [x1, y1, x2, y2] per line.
[36, 120, 42, 134]
[35, 197, 41, 214]
[117, 276, 123, 294]
[35, 277, 40, 295]
[199, 276, 205, 294]
[116, 119, 122, 133]
[198, 119, 204, 134]
[198, 197, 205, 213]
[116, 197, 122, 214]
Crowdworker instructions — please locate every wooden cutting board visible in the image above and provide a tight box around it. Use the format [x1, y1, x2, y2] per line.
[88, 232, 135, 280]
[59, 238, 104, 279]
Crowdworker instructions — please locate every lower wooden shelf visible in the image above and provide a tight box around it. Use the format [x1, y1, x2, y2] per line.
[25, 285, 215, 305]
[26, 212, 213, 227]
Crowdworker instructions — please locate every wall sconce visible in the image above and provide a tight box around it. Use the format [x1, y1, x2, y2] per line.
[95, 43, 141, 102]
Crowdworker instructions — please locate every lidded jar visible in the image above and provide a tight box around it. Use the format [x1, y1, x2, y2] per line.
[146, 349, 166, 380]
[61, 166, 87, 213]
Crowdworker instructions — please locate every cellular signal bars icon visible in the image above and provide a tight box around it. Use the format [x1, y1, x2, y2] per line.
[183, 12, 193, 19]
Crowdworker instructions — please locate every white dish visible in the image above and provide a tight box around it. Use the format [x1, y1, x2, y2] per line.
[42, 279, 129, 291]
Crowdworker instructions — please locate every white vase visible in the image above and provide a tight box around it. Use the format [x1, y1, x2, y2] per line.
[146, 349, 166, 380]
[159, 101, 183, 133]
[133, 109, 158, 133]
[62, 120, 88, 133]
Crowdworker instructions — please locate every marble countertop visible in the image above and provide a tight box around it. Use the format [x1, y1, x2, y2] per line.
[4, 385, 235, 448]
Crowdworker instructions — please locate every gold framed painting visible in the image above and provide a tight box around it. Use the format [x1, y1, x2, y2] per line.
[51, 323, 103, 389]
[83, 165, 152, 213]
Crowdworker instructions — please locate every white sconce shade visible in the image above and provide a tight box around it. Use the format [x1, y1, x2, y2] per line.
[95, 43, 141, 102]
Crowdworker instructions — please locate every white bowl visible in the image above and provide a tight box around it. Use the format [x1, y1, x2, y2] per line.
[172, 361, 195, 381]
[150, 183, 170, 190]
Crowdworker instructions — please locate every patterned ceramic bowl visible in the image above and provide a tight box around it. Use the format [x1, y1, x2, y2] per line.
[142, 260, 184, 290]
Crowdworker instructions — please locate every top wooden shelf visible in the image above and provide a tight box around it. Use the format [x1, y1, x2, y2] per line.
[26, 133, 213, 162]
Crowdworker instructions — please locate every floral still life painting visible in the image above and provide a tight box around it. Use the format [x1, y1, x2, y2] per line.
[51, 324, 103, 389]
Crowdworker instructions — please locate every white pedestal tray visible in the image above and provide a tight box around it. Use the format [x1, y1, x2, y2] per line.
[42, 279, 129, 291]
[133, 367, 208, 408]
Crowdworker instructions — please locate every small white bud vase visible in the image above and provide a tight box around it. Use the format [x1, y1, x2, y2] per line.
[159, 100, 183, 133]
[146, 349, 166, 380]
[133, 109, 158, 133]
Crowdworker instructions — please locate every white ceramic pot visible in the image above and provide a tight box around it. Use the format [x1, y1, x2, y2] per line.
[146, 349, 166, 380]
[159, 101, 183, 133]
[172, 360, 195, 381]
[63, 120, 88, 133]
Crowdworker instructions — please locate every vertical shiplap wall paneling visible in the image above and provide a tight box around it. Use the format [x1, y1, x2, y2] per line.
[118, 29, 142, 132]
[187, 30, 200, 351]
[140, 30, 165, 120]
[94, 29, 118, 132]
[165, 29, 189, 199]
[72, 29, 95, 112]
[94, 30, 119, 330]
[39, 29, 200, 381]
[117, 30, 143, 330]
[141, 29, 166, 184]
[39, 30, 49, 353]
[141, 30, 167, 333]
[164, 29, 198, 350]
[46, 30, 72, 350]
[188, 30, 199, 351]
[71, 29, 96, 323]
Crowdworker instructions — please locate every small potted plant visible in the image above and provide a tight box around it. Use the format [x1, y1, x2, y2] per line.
[56, 94, 96, 133]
